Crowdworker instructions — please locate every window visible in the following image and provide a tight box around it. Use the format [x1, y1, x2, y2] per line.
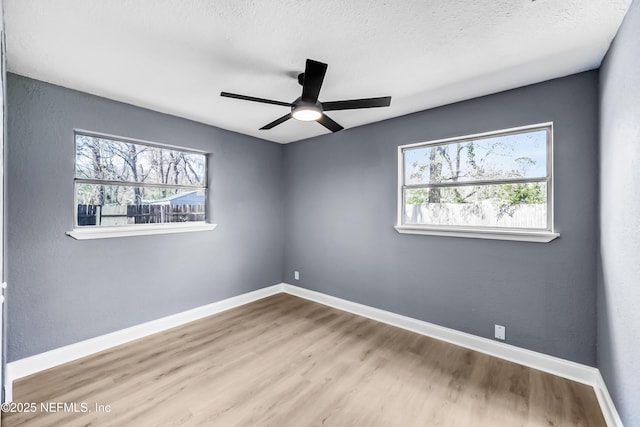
[396, 123, 558, 242]
[68, 131, 216, 239]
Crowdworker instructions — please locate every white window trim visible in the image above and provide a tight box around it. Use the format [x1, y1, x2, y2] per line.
[396, 123, 558, 242]
[394, 225, 558, 243]
[66, 222, 217, 240]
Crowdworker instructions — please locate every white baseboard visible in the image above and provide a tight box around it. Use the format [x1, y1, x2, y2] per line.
[281, 283, 623, 427]
[593, 370, 624, 427]
[4, 282, 622, 426]
[4, 283, 284, 402]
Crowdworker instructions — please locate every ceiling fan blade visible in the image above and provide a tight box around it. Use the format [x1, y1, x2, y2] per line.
[317, 114, 344, 133]
[220, 92, 291, 107]
[260, 113, 292, 130]
[301, 59, 328, 103]
[322, 96, 391, 111]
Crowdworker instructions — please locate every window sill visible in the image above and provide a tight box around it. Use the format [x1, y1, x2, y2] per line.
[66, 223, 218, 240]
[394, 225, 559, 243]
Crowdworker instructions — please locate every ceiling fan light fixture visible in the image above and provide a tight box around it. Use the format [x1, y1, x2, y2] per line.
[221, 59, 391, 133]
[292, 104, 322, 121]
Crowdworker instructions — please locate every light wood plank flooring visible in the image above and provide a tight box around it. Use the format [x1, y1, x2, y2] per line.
[2, 293, 605, 426]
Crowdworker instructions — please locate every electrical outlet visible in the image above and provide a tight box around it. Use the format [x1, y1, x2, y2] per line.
[495, 324, 506, 341]
[294, 271, 300, 281]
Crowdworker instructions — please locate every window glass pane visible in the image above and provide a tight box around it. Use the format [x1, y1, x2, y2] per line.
[75, 134, 206, 186]
[404, 129, 547, 185]
[403, 182, 547, 229]
[76, 184, 206, 226]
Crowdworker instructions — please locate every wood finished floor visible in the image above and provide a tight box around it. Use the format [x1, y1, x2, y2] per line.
[3, 293, 605, 427]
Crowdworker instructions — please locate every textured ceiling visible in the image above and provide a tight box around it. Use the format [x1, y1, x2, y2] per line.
[4, 0, 632, 144]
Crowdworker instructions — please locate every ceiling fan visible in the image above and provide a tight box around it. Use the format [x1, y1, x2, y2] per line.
[220, 59, 392, 133]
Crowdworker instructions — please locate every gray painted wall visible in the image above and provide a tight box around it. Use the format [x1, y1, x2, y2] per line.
[1, 4, 6, 402]
[598, 1, 640, 425]
[283, 72, 599, 365]
[6, 74, 285, 362]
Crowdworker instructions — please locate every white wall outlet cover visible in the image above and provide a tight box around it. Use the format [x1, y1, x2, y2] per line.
[495, 324, 506, 340]
[294, 271, 299, 281]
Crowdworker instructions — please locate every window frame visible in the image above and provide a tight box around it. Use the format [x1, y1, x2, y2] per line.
[67, 129, 217, 240]
[395, 122, 559, 243]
